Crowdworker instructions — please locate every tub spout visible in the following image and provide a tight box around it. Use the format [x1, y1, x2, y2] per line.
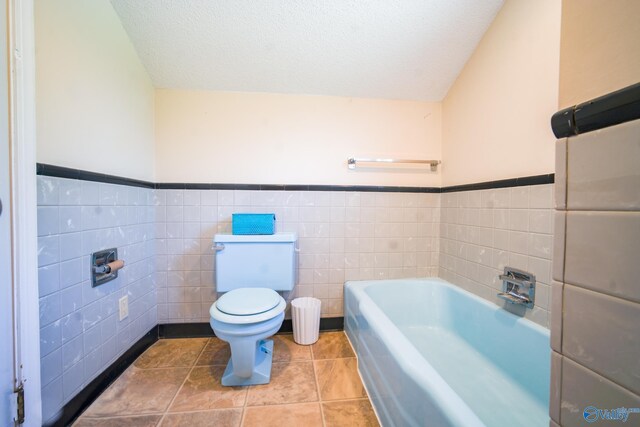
[497, 267, 536, 309]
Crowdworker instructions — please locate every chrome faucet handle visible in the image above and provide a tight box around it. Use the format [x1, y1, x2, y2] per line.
[499, 274, 532, 288]
[497, 267, 536, 309]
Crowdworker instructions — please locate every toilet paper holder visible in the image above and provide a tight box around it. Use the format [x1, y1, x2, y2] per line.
[91, 248, 124, 287]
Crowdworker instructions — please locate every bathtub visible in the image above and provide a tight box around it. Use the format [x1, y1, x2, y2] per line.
[345, 278, 550, 427]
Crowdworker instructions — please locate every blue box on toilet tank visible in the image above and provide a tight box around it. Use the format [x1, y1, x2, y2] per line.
[232, 213, 276, 235]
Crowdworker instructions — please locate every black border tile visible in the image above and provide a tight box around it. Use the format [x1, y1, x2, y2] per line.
[440, 174, 554, 193]
[47, 327, 158, 427]
[551, 82, 640, 138]
[158, 322, 214, 338]
[278, 317, 344, 333]
[37, 163, 155, 189]
[38, 163, 554, 194]
[158, 318, 344, 338]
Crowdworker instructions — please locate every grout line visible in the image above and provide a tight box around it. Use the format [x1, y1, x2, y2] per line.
[134, 365, 201, 371]
[158, 338, 211, 425]
[239, 380, 251, 426]
[313, 343, 327, 427]
[82, 334, 377, 426]
[79, 413, 164, 420]
[323, 397, 374, 404]
[153, 407, 244, 416]
[562, 353, 639, 396]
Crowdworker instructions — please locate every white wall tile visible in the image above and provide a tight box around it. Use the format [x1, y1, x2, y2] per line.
[555, 140, 567, 210]
[510, 186, 529, 209]
[529, 184, 553, 209]
[38, 206, 60, 236]
[566, 119, 640, 211]
[561, 357, 640, 427]
[37, 176, 59, 206]
[59, 233, 83, 261]
[41, 375, 63, 423]
[439, 184, 554, 328]
[550, 351, 562, 423]
[563, 285, 640, 395]
[58, 179, 83, 206]
[565, 211, 640, 302]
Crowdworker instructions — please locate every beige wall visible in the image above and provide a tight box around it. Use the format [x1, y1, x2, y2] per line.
[441, 0, 561, 186]
[155, 90, 442, 186]
[559, 0, 640, 109]
[35, 0, 155, 181]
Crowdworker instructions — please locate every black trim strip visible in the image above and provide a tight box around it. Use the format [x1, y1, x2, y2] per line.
[441, 174, 554, 193]
[154, 182, 441, 193]
[280, 317, 345, 333]
[37, 163, 553, 194]
[37, 163, 155, 189]
[158, 322, 214, 338]
[48, 327, 158, 427]
[551, 82, 640, 138]
[158, 318, 344, 339]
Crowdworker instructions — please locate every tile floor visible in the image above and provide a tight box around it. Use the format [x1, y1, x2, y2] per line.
[73, 332, 379, 427]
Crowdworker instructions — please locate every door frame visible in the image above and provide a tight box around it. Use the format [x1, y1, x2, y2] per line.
[7, 0, 41, 425]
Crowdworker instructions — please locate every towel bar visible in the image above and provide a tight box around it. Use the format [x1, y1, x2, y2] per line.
[347, 157, 441, 171]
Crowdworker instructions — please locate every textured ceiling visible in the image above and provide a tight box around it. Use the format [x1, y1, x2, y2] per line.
[110, 0, 504, 101]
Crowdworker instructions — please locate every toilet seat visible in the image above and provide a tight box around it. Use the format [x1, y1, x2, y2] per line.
[210, 288, 286, 325]
[216, 288, 281, 316]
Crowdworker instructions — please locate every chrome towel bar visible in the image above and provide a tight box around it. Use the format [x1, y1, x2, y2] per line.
[347, 157, 441, 171]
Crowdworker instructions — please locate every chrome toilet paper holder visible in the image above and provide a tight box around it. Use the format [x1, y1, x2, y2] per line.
[91, 248, 123, 287]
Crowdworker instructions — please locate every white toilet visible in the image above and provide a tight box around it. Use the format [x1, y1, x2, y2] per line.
[209, 232, 297, 386]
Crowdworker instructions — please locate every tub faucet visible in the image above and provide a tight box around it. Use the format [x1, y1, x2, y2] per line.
[497, 267, 536, 308]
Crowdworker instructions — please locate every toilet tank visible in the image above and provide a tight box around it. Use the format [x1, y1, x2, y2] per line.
[214, 233, 298, 292]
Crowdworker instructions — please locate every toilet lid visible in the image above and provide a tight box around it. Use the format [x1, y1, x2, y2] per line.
[216, 288, 281, 316]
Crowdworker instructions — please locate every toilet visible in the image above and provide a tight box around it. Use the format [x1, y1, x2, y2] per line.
[209, 232, 297, 386]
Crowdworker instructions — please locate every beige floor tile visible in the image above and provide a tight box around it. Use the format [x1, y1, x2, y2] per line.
[83, 367, 190, 417]
[77, 335, 379, 425]
[160, 409, 242, 427]
[195, 337, 232, 366]
[322, 400, 380, 427]
[315, 358, 367, 401]
[73, 415, 162, 427]
[246, 362, 318, 406]
[169, 366, 247, 412]
[311, 332, 355, 359]
[272, 334, 312, 362]
[242, 403, 323, 427]
[135, 338, 209, 369]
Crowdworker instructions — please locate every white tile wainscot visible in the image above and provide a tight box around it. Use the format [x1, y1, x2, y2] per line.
[154, 189, 441, 323]
[36, 175, 556, 422]
[37, 176, 157, 424]
[438, 184, 554, 327]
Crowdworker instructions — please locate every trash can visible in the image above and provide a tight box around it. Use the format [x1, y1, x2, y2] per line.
[291, 297, 321, 345]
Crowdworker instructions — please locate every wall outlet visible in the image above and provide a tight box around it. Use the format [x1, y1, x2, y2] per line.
[119, 295, 129, 321]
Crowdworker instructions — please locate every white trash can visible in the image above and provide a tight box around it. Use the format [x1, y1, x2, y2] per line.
[291, 297, 321, 345]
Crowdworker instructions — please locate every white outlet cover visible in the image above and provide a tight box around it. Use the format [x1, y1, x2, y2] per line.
[119, 295, 129, 321]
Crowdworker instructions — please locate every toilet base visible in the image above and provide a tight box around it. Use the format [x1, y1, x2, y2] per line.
[221, 339, 274, 386]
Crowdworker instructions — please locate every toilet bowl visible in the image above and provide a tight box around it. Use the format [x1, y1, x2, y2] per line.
[210, 232, 297, 386]
[209, 287, 287, 386]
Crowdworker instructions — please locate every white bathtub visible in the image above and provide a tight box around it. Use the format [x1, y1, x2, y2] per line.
[345, 278, 550, 427]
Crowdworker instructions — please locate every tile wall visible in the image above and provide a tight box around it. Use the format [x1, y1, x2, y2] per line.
[551, 119, 640, 427]
[438, 184, 554, 327]
[36, 174, 557, 420]
[37, 176, 157, 424]
[154, 190, 441, 323]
